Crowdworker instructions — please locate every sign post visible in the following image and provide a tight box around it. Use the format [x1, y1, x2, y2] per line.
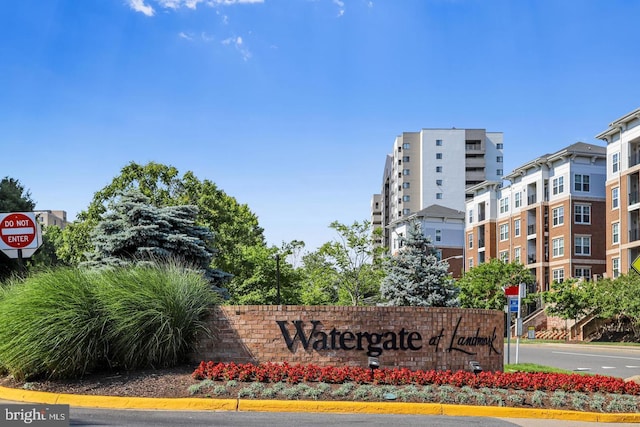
[0, 212, 42, 262]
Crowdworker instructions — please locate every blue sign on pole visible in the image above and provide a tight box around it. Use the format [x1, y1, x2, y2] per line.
[509, 297, 519, 313]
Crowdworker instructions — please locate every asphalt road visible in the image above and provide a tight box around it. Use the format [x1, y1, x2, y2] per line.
[505, 341, 640, 378]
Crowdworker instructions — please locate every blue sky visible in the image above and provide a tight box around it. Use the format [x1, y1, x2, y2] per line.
[2, 0, 640, 251]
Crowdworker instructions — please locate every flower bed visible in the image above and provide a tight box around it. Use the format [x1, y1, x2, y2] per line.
[193, 361, 640, 395]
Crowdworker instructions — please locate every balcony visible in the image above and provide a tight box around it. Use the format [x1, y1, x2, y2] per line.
[528, 255, 537, 264]
[630, 153, 640, 168]
[631, 228, 640, 242]
[631, 190, 640, 206]
[478, 238, 485, 248]
[527, 225, 536, 235]
[478, 212, 486, 221]
[527, 195, 537, 205]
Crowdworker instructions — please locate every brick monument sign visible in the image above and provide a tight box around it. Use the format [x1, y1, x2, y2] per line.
[191, 306, 504, 373]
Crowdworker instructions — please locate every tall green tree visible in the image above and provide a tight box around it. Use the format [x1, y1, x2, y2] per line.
[226, 243, 301, 305]
[0, 177, 35, 213]
[0, 177, 36, 281]
[592, 274, 640, 337]
[457, 259, 535, 310]
[316, 220, 383, 306]
[541, 278, 594, 323]
[298, 251, 340, 305]
[58, 162, 265, 283]
[380, 222, 458, 307]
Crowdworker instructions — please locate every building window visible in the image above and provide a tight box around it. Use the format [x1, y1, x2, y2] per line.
[403, 156, 410, 162]
[552, 237, 564, 257]
[574, 174, 590, 192]
[515, 192, 522, 208]
[468, 233, 473, 249]
[499, 197, 509, 214]
[403, 143, 410, 149]
[436, 139, 442, 146]
[403, 182, 410, 189]
[575, 267, 591, 280]
[552, 206, 564, 226]
[552, 176, 564, 195]
[435, 229, 442, 242]
[497, 169, 503, 176]
[468, 258, 474, 269]
[574, 204, 591, 224]
[497, 143, 504, 149]
[468, 209, 473, 223]
[402, 208, 410, 215]
[514, 247, 521, 263]
[436, 193, 443, 199]
[552, 268, 564, 283]
[403, 169, 410, 175]
[612, 187, 619, 209]
[500, 251, 509, 262]
[613, 257, 620, 278]
[499, 223, 509, 241]
[612, 152, 620, 173]
[403, 195, 410, 202]
[575, 236, 591, 256]
[436, 153, 443, 160]
[497, 156, 503, 162]
[613, 222, 620, 244]
[436, 179, 442, 186]
[436, 166, 443, 173]
[514, 219, 521, 236]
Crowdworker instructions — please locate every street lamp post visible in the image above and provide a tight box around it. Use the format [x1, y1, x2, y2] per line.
[275, 253, 281, 305]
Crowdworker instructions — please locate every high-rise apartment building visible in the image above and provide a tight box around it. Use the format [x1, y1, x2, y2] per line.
[373, 128, 504, 252]
[596, 107, 640, 278]
[465, 142, 607, 294]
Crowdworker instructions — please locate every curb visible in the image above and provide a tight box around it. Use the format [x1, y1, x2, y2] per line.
[1, 386, 640, 423]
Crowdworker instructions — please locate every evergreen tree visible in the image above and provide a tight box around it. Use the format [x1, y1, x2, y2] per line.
[380, 222, 459, 307]
[81, 189, 228, 293]
[0, 177, 36, 281]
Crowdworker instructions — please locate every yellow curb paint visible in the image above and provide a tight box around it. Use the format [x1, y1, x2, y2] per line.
[0, 386, 237, 411]
[2, 385, 640, 423]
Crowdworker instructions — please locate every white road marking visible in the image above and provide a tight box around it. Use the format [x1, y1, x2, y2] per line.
[552, 351, 640, 361]
[574, 368, 591, 371]
[625, 365, 640, 368]
[601, 366, 616, 369]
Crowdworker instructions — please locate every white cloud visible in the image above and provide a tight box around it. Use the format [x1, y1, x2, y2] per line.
[128, 0, 262, 15]
[333, 0, 345, 17]
[221, 36, 252, 61]
[178, 32, 194, 40]
[128, 0, 155, 16]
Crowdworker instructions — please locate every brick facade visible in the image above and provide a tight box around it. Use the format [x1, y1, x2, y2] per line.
[190, 305, 504, 373]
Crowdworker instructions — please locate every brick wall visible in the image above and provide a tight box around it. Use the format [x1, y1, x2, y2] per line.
[190, 306, 504, 373]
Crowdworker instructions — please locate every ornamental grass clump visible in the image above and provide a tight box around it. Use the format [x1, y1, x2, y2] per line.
[0, 262, 217, 381]
[94, 263, 218, 370]
[0, 268, 106, 380]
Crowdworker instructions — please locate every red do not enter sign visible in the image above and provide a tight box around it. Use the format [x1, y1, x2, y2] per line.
[0, 212, 37, 249]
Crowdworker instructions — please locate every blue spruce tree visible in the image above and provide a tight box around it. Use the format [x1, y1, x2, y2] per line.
[82, 189, 229, 293]
[380, 222, 459, 307]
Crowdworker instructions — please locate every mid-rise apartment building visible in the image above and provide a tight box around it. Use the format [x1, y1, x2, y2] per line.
[596, 107, 640, 277]
[373, 128, 504, 252]
[465, 142, 607, 294]
[34, 210, 68, 229]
